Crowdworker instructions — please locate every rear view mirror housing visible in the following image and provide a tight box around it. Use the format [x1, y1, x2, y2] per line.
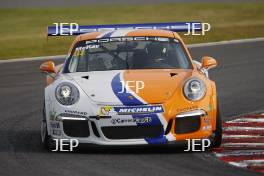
[40, 61, 56, 73]
[201, 56, 217, 70]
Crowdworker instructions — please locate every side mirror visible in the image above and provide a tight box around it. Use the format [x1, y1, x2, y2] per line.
[201, 56, 217, 70]
[40, 61, 55, 73]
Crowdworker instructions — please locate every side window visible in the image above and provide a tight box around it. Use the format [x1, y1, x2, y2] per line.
[68, 54, 79, 72]
[77, 53, 87, 72]
[68, 42, 86, 73]
[175, 44, 190, 69]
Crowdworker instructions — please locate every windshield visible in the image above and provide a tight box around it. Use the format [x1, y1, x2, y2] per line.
[66, 37, 192, 73]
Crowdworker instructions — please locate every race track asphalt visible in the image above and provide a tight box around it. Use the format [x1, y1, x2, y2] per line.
[0, 40, 264, 176]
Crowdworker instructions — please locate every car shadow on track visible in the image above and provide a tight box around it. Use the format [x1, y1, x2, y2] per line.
[0, 129, 209, 155]
[74, 145, 190, 155]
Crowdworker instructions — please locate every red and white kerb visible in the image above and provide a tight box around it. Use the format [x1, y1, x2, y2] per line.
[213, 113, 264, 173]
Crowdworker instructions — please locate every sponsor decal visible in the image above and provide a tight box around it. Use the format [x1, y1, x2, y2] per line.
[203, 116, 212, 131]
[52, 130, 61, 136]
[50, 122, 60, 129]
[111, 117, 152, 125]
[49, 109, 56, 121]
[175, 105, 198, 113]
[202, 125, 212, 131]
[99, 105, 115, 116]
[64, 110, 88, 116]
[203, 116, 211, 123]
[115, 105, 164, 115]
[74, 45, 100, 56]
[99, 105, 164, 115]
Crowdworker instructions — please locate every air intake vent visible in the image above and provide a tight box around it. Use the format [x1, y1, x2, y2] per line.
[175, 115, 201, 134]
[63, 119, 90, 137]
[101, 125, 163, 139]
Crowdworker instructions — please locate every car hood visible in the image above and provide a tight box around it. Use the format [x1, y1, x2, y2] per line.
[67, 69, 192, 105]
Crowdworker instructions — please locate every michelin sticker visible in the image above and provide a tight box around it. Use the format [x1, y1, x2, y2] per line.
[99, 105, 164, 116]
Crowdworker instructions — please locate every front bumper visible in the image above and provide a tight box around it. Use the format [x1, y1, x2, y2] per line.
[47, 109, 213, 146]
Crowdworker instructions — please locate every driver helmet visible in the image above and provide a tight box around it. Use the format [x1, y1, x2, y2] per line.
[145, 42, 167, 62]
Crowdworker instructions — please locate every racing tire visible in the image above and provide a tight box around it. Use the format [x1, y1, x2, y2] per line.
[210, 103, 222, 148]
[41, 103, 55, 151]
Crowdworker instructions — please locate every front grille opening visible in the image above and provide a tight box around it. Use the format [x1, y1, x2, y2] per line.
[63, 120, 90, 137]
[91, 121, 100, 138]
[175, 115, 201, 134]
[165, 119, 173, 135]
[101, 125, 163, 140]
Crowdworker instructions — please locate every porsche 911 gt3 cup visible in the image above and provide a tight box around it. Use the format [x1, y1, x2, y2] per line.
[40, 22, 222, 150]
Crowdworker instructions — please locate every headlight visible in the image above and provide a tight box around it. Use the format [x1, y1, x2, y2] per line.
[183, 78, 206, 101]
[55, 82, 79, 105]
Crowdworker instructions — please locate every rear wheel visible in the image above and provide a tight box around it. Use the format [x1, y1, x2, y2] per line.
[41, 103, 55, 151]
[210, 103, 222, 148]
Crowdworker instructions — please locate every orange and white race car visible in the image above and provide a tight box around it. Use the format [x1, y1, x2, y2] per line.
[40, 23, 222, 150]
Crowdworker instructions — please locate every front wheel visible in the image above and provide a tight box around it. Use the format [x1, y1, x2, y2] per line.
[210, 103, 222, 148]
[41, 103, 55, 151]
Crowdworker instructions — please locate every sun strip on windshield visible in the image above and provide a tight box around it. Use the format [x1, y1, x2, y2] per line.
[85, 36, 177, 45]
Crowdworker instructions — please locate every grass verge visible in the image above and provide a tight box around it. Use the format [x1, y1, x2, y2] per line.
[0, 3, 264, 59]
